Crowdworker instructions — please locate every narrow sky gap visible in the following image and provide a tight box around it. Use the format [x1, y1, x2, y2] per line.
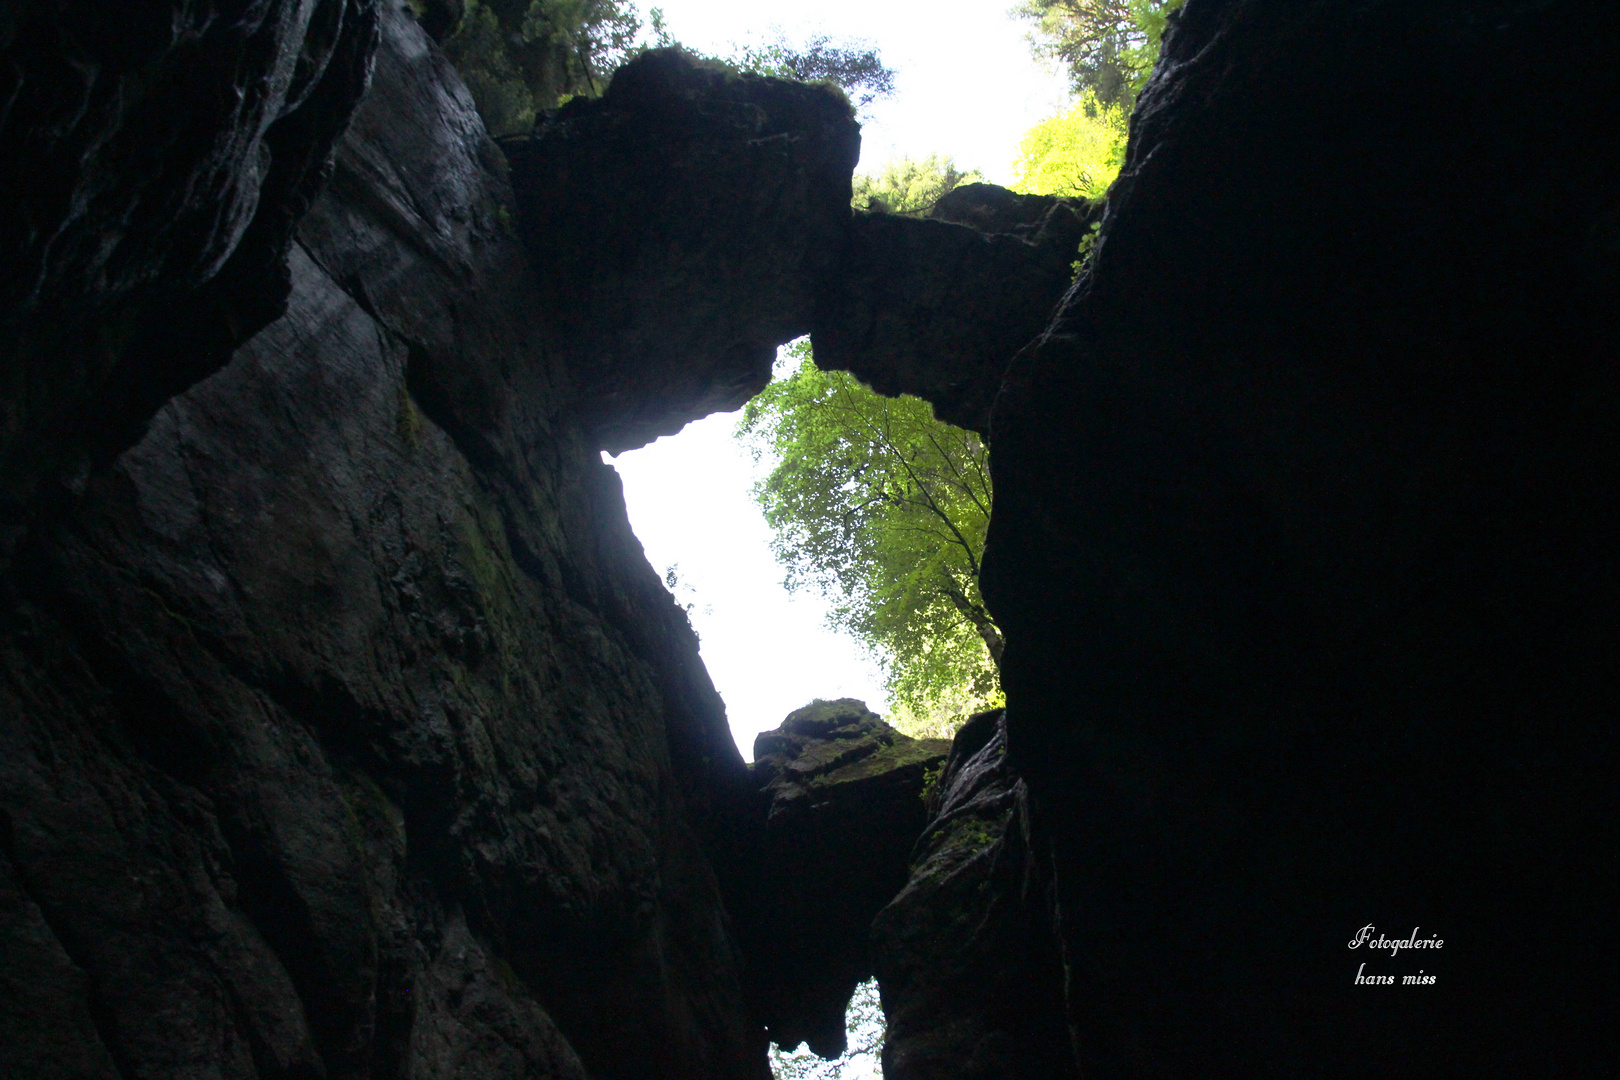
[607, 407, 889, 760]
[607, 1, 1067, 761]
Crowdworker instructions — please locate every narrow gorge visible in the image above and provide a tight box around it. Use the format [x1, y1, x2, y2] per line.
[3, 1, 1615, 1078]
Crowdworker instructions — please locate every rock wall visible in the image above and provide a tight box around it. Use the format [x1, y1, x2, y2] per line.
[1, 3, 1044, 1071]
[872, 710, 1074, 1080]
[981, 0, 1620, 1075]
[0, 9, 872, 1079]
[5, 0, 1616, 1077]
[1, 0, 381, 565]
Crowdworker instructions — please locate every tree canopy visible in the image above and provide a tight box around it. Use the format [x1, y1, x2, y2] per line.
[438, 0, 647, 135]
[1008, 92, 1127, 199]
[851, 154, 982, 215]
[1007, 0, 1180, 204]
[732, 34, 896, 112]
[431, 2, 897, 136]
[739, 341, 1002, 737]
[1014, 0, 1183, 112]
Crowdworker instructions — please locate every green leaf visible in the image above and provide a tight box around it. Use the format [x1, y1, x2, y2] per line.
[738, 341, 1003, 736]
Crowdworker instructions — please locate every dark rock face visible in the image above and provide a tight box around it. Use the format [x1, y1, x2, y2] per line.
[744, 700, 948, 1058]
[502, 49, 862, 454]
[0, 0, 381, 560]
[873, 710, 1076, 1080]
[811, 184, 1096, 433]
[980, 1, 1620, 1075]
[5, 0, 1614, 1076]
[1, 12, 875, 1080]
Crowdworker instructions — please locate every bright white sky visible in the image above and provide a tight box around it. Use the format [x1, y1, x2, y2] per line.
[649, 0, 1072, 184]
[610, 400, 892, 762]
[608, 1, 1071, 761]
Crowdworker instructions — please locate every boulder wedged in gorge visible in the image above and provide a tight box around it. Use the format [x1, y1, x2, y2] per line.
[501, 49, 862, 454]
[498, 52, 1086, 448]
[743, 700, 948, 1058]
[812, 184, 1099, 434]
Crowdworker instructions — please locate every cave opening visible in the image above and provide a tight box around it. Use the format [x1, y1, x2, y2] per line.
[767, 978, 885, 1079]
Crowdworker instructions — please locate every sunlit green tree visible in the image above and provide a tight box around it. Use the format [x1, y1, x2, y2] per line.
[1008, 91, 1127, 198]
[1014, 0, 1184, 112]
[739, 342, 1001, 738]
[851, 154, 981, 215]
[439, 0, 647, 134]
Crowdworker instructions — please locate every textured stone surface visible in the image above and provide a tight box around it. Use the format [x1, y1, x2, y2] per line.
[4, 0, 1615, 1075]
[980, 1, 1620, 1075]
[1, 10, 834, 1079]
[0, 0, 380, 559]
[0, 844, 122, 1080]
[744, 700, 948, 1058]
[502, 49, 862, 454]
[811, 184, 1096, 434]
[873, 711, 1076, 1080]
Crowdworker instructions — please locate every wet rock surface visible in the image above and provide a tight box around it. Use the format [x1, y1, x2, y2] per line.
[873, 710, 1076, 1080]
[743, 700, 948, 1058]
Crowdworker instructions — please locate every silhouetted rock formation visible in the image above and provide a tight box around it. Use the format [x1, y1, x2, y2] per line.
[3, 0, 1616, 1077]
[873, 710, 1075, 1080]
[502, 49, 861, 454]
[980, 1, 1620, 1075]
[743, 700, 948, 1058]
[812, 184, 1097, 434]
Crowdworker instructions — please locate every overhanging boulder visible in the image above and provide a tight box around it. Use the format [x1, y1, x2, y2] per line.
[811, 184, 1098, 434]
[502, 49, 861, 453]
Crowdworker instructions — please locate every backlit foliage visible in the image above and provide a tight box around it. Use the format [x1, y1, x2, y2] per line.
[1008, 91, 1126, 199]
[851, 155, 982, 215]
[739, 343, 1003, 738]
[768, 977, 885, 1079]
[441, 0, 646, 135]
[1013, 0, 1184, 112]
